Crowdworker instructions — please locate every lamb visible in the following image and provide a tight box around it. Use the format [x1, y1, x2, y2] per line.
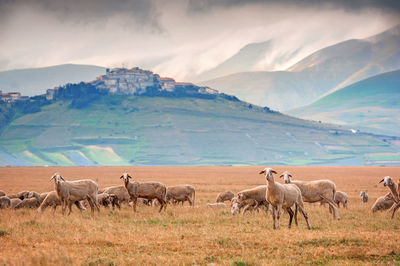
[320, 191, 348, 208]
[360, 191, 369, 203]
[51, 173, 100, 215]
[37, 191, 85, 214]
[120, 172, 167, 212]
[207, 202, 227, 208]
[166, 185, 196, 206]
[14, 198, 40, 209]
[216, 191, 234, 203]
[0, 196, 11, 209]
[371, 193, 395, 212]
[10, 198, 22, 208]
[0, 190, 5, 197]
[379, 176, 400, 218]
[231, 197, 259, 215]
[261, 168, 311, 230]
[237, 185, 269, 211]
[281, 171, 339, 220]
[100, 186, 130, 204]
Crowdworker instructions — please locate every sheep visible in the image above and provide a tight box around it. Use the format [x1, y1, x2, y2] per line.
[216, 191, 234, 203]
[207, 203, 227, 208]
[8, 191, 30, 200]
[281, 171, 339, 220]
[371, 193, 395, 212]
[166, 185, 196, 206]
[379, 176, 400, 218]
[10, 198, 22, 208]
[360, 191, 369, 203]
[14, 198, 40, 209]
[100, 186, 130, 204]
[0, 196, 11, 209]
[108, 194, 121, 210]
[37, 191, 85, 214]
[27, 191, 41, 200]
[260, 168, 311, 230]
[97, 193, 114, 208]
[0, 190, 5, 197]
[320, 191, 348, 208]
[38, 192, 49, 204]
[231, 197, 259, 215]
[51, 173, 100, 215]
[237, 185, 270, 211]
[120, 172, 167, 213]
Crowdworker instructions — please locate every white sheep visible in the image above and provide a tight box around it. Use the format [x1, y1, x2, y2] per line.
[51, 173, 100, 215]
[281, 171, 340, 220]
[37, 191, 85, 214]
[260, 168, 311, 230]
[371, 193, 395, 212]
[207, 202, 227, 208]
[360, 191, 369, 203]
[216, 191, 235, 203]
[120, 172, 167, 213]
[166, 185, 196, 206]
[379, 176, 400, 218]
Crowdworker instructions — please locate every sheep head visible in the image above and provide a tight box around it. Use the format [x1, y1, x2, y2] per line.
[259, 168, 277, 182]
[50, 173, 64, 183]
[120, 172, 132, 183]
[279, 171, 292, 184]
[379, 176, 394, 187]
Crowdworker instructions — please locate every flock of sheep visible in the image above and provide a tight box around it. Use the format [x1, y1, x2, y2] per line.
[0, 168, 399, 230]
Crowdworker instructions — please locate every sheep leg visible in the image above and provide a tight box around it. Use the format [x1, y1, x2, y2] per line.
[87, 197, 95, 213]
[272, 207, 277, 229]
[321, 195, 340, 220]
[242, 204, 251, 215]
[62, 199, 68, 215]
[74, 201, 84, 213]
[297, 202, 311, 230]
[287, 207, 294, 229]
[276, 204, 282, 229]
[158, 198, 166, 212]
[52, 205, 57, 215]
[92, 196, 100, 213]
[294, 204, 298, 226]
[187, 196, 193, 207]
[67, 202, 73, 216]
[391, 203, 400, 219]
[132, 197, 137, 212]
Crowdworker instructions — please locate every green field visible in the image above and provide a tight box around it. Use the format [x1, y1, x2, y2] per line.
[0, 94, 399, 166]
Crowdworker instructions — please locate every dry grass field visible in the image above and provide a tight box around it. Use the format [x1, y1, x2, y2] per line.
[0, 166, 400, 265]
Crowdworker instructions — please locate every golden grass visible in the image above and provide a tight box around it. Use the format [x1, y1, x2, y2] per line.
[0, 166, 400, 265]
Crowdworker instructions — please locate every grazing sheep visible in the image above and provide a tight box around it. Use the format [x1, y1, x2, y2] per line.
[51, 173, 100, 215]
[231, 197, 259, 215]
[237, 185, 269, 211]
[371, 193, 395, 212]
[261, 168, 311, 230]
[379, 176, 400, 218]
[0, 196, 11, 209]
[0, 190, 5, 197]
[281, 171, 339, 220]
[120, 172, 167, 213]
[216, 191, 234, 203]
[101, 186, 130, 204]
[360, 191, 369, 203]
[207, 203, 227, 208]
[27, 191, 40, 200]
[10, 198, 22, 208]
[37, 191, 85, 214]
[320, 191, 348, 209]
[14, 198, 40, 209]
[166, 185, 196, 206]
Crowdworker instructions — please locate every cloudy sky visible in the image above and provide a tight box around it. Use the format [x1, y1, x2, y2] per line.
[0, 0, 399, 80]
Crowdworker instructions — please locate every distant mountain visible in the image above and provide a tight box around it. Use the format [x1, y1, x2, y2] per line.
[0, 82, 398, 166]
[0, 64, 106, 96]
[192, 41, 272, 82]
[201, 24, 400, 111]
[287, 70, 400, 137]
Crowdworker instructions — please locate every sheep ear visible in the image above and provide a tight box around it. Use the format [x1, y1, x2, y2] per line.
[288, 174, 292, 178]
[120, 175, 124, 179]
[127, 175, 132, 179]
[379, 179, 384, 183]
[259, 170, 265, 175]
[271, 170, 277, 174]
[59, 175, 65, 181]
[279, 174, 284, 178]
[50, 175, 55, 181]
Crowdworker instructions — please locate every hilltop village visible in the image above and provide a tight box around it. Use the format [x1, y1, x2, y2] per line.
[45, 67, 218, 100]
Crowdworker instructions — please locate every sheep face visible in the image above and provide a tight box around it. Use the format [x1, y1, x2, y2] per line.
[259, 168, 277, 182]
[50, 173, 65, 183]
[280, 171, 292, 184]
[120, 173, 132, 183]
[379, 176, 394, 187]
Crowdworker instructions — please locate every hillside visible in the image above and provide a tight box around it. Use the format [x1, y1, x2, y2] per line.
[0, 64, 106, 96]
[201, 24, 400, 111]
[287, 70, 400, 137]
[0, 91, 398, 166]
